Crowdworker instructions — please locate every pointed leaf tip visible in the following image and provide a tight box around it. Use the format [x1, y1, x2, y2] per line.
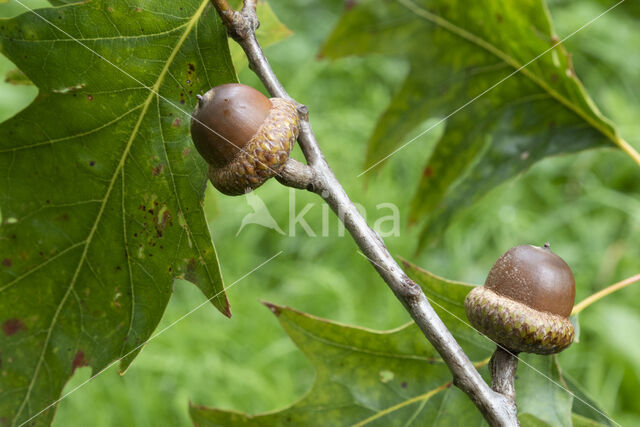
[261, 300, 282, 316]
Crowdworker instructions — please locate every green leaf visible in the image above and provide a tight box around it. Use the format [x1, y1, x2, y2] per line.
[515, 355, 572, 427]
[190, 264, 580, 425]
[571, 413, 607, 427]
[0, 0, 236, 424]
[47, 1, 82, 5]
[519, 413, 551, 427]
[564, 374, 613, 426]
[320, 0, 636, 249]
[190, 302, 486, 427]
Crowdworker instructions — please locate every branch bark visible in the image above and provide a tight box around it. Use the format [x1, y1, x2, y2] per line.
[211, 1, 519, 425]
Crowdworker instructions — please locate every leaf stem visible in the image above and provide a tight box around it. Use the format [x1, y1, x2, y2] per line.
[618, 138, 640, 167]
[572, 273, 640, 315]
[210, 1, 519, 425]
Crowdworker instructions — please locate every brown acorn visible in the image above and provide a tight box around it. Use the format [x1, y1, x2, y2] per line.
[190, 83, 299, 195]
[464, 243, 576, 355]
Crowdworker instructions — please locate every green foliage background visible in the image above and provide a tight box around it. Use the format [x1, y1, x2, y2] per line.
[0, 0, 638, 425]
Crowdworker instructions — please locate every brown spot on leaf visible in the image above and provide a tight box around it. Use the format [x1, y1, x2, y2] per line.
[423, 167, 433, 178]
[172, 118, 181, 127]
[185, 258, 197, 282]
[72, 350, 89, 373]
[2, 258, 11, 267]
[188, 63, 195, 72]
[155, 207, 171, 237]
[2, 318, 26, 336]
[182, 147, 191, 157]
[152, 164, 164, 176]
[401, 381, 407, 388]
[87, 95, 93, 101]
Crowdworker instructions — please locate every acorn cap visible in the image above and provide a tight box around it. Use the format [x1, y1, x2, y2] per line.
[464, 244, 575, 355]
[191, 84, 299, 195]
[207, 97, 298, 195]
[465, 286, 574, 354]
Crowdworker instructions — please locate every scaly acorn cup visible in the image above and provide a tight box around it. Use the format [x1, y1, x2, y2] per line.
[465, 243, 576, 355]
[190, 83, 299, 195]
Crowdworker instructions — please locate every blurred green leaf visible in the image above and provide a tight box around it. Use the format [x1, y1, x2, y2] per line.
[321, 0, 635, 250]
[516, 355, 572, 426]
[519, 413, 554, 426]
[564, 374, 613, 426]
[229, 0, 292, 71]
[4, 68, 32, 85]
[571, 413, 607, 427]
[0, 0, 237, 424]
[190, 263, 584, 425]
[47, 1, 79, 5]
[570, 314, 580, 343]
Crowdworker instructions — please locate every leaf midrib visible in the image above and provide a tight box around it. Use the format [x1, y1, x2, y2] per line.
[13, 1, 211, 423]
[352, 381, 451, 427]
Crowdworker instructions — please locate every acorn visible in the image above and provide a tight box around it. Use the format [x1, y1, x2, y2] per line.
[464, 243, 575, 355]
[190, 83, 299, 195]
